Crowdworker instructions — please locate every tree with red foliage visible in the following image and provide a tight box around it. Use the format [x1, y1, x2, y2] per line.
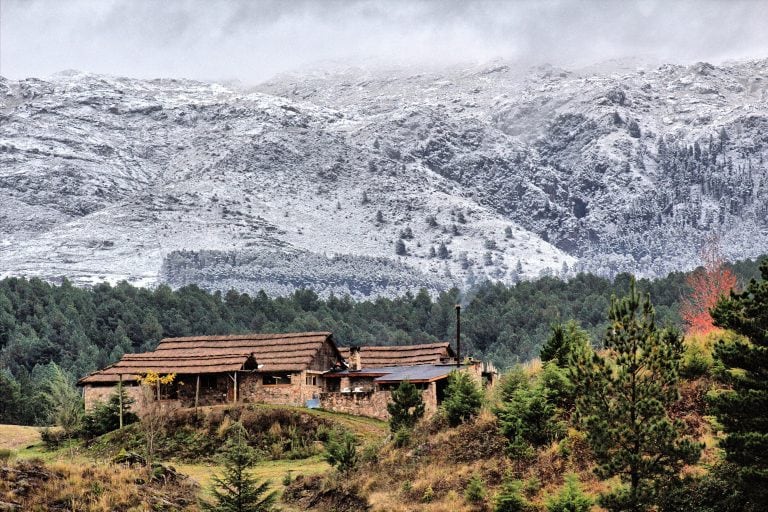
[680, 240, 737, 334]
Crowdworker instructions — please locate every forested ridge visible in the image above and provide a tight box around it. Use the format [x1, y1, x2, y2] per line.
[0, 256, 763, 425]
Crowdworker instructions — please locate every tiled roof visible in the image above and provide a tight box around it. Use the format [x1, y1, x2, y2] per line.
[78, 332, 338, 385]
[338, 342, 455, 367]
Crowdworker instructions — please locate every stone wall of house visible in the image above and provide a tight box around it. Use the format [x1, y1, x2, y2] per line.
[320, 390, 392, 420]
[239, 371, 324, 407]
[82, 383, 145, 414]
[320, 382, 440, 421]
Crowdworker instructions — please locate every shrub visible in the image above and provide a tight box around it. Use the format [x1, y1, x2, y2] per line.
[494, 478, 530, 512]
[540, 321, 591, 369]
[496, 383, 565, 453]
[387, 380, 425, 433]
[442, 371, 484, 427]
[680, 337, 713, 378]
[421, 485, 435, 503]
[40, 427, 66, 450]
[359, 442, 381, 464]
[0, 448, 12, 465]
[538, 362, 575, 410]
[524, 476, 541, 497]
[681, 346, 712, 378]
[656, 463, 757, 512]
[496, 366, 528, 403]
[81, 389, 138, 438]
[464, 473, 487, 504]
[546, 474, 592, 512]
[393, 427, 411, 448]
[324, 430, 358, 473]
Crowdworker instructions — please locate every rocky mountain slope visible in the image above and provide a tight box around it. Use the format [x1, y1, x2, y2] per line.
[1, 59, 767, 297]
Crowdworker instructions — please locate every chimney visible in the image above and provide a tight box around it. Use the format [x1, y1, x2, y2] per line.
[455, 305, 461, 367]
[350, 346, 362, 371]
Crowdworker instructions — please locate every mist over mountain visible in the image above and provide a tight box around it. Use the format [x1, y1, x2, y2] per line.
[2, 58, 767, 296]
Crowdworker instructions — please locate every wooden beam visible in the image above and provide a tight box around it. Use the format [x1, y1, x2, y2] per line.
[118, 374, 123, 429]
[234, 372, 238, 403]
[195, 374, 200, 412]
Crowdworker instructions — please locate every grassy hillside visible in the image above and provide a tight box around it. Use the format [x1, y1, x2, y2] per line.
[0, 424, 41, 451]
[284, 368, 720, 511]
[1, 404, 388, 511]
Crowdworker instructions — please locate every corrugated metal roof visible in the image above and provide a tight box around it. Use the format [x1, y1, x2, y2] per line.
[373, 364, 459, 383]
[327, 364, 462, 383]
[325, 366, 408, 378]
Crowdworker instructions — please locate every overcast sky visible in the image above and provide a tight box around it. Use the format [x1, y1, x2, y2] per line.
[1, 0, 767, 83]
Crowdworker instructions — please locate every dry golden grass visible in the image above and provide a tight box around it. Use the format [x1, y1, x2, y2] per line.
[175, 455, 330, 495]
[0, 459, 199, 511]
[0, 424, 43, 451]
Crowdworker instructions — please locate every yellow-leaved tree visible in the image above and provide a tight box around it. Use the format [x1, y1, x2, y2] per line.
[137, 371, 176, 473]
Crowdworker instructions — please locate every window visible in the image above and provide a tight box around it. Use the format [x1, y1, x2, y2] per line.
[263, 373, 291, 385]
[306, 375, 318, 386]
[201, 375, 218, 389]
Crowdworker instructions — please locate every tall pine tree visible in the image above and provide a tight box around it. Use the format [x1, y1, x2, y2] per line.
[575, 278, 701, 511]
[709, 259, 768, 505]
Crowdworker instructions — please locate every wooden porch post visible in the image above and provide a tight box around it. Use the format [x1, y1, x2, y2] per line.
[118, 374, 124, 429]
[234, 372, 238, 403]
[195, 374, 200, 412]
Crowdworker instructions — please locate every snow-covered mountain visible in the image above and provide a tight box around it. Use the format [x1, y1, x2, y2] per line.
[2, 59, 767, 297]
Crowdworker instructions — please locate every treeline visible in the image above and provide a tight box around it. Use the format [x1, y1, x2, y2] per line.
[0, 256, 764, 424]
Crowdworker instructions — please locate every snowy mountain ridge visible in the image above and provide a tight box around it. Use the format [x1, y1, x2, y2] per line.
[1, 58, 767, 297]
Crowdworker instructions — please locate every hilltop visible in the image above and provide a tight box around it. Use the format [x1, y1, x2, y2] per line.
[2, 59, 768, 296]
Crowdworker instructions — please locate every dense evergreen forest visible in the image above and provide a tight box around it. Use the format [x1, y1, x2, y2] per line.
[0, 256, 763, 425]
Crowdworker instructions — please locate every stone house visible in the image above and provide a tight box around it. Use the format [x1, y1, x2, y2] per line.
[79, 332, 496, 421]
[323, 342, 496, 420]
[78, 331, 344, 413]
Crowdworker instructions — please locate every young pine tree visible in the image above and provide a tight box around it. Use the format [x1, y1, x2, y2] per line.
[709, 259, 768, 505]
[442, 371, 483, 427]
[540, 320, 590, 368]
[545, 474, 592, 512]
[202, 422, 277, 512]
[574, 278, 701, 512]
[387, 380, 425, 433]
[323, 430, 358, 473]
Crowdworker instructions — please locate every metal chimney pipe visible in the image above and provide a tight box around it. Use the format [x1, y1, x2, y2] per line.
[455, 304, 461, 367]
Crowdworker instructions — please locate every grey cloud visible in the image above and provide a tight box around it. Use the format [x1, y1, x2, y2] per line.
[1, 0, 766, 82]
